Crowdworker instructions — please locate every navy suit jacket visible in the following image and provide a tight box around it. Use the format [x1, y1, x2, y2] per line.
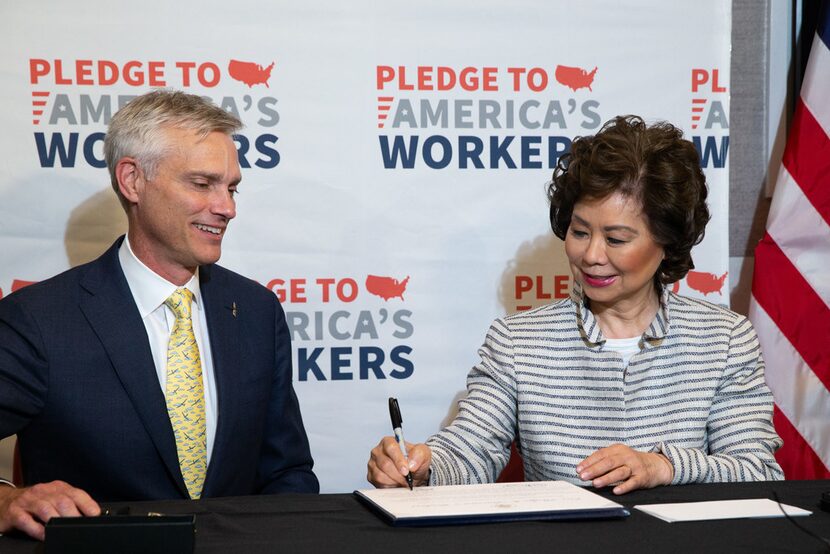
[0, 238, 318, 500]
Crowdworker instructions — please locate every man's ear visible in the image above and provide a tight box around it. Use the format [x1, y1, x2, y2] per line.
[115, 157, 142, 204]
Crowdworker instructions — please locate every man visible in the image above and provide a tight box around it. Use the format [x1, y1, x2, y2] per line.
[0, 90, 319, 540]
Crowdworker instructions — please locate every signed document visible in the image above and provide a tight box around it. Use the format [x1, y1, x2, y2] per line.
[354, 481, 629, 526]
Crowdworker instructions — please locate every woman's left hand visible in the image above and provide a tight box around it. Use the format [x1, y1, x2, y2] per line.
[576, 444, 674, 494]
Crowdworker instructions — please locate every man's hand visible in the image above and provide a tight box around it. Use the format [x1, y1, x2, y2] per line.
[576, 444, 674, 494]
[0, 481, 100, 541]
[367, 436, 431, 488]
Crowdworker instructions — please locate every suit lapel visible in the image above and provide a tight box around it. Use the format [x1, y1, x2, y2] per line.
[78, 240, 188, 498]
[199, 265, 242, 496]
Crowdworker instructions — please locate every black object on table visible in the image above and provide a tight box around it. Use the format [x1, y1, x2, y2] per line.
[44, 514, 194, 554]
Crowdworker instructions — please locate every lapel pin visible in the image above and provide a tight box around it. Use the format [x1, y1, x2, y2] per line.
[231, 302, 238, 318]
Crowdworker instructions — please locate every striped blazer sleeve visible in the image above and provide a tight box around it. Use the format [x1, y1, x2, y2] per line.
[426, 318, 517, 485]
[657, 316, 784, 484]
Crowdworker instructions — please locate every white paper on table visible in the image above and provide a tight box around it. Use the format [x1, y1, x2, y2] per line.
[634, 498, 812, 522]
[355, 480, 625, 520]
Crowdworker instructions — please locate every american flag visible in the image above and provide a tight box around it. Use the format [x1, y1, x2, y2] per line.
[749, 3, 830, 479]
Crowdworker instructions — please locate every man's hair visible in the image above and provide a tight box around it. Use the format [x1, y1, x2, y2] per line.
[104, 89, 243, 206]
[547, 115, 710, 291]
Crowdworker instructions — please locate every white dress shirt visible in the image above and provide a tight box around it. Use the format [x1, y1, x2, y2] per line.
[118, 237, 217, 465]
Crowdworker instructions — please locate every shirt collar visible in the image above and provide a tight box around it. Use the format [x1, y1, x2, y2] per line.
[571, 281, 671, 346]
[118, 236, 202, 318]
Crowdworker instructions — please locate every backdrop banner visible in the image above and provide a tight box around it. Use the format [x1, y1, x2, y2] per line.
[0, 1, 731, 492]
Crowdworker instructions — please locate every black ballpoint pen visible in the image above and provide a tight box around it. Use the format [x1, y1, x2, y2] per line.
[388, 397, 414, 490]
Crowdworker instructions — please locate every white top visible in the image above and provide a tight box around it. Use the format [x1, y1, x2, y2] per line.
[603, 336, 642, 367]
[118, 237, 217, 465]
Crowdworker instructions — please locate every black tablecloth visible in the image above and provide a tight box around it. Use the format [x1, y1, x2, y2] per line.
[2, 480, 829, 553]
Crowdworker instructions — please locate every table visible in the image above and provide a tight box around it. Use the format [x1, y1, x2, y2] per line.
[1, 480, 828, 553]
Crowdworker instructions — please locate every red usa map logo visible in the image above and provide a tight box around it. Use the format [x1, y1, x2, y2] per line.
[365, 275, 410, 301]
[227, 59, 275, 88]
[554, 65, 597, 91]
[672, 270, 728, 296]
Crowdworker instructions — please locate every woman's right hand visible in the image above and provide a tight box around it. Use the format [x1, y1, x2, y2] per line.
[367, 436, 432, 488]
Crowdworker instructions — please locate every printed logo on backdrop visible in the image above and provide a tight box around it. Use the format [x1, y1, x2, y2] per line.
[267, 276, 414, 382]
[513, 267, 729, 313]
[690, 67, 729, 169]
[375, 64, 604, 169]
[671, 270, 728, 296]
[513, 267, 729, 314]
[28, 58, 281, 169]
[0, 272, 417, 383]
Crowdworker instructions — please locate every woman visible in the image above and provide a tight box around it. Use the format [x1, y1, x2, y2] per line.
[368, 115, 783, 494]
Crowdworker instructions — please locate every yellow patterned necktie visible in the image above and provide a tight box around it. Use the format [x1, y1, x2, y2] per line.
[164, 288, 207, 499]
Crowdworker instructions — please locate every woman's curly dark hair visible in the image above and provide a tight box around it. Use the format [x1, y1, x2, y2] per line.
[548, 115, 710, 291]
